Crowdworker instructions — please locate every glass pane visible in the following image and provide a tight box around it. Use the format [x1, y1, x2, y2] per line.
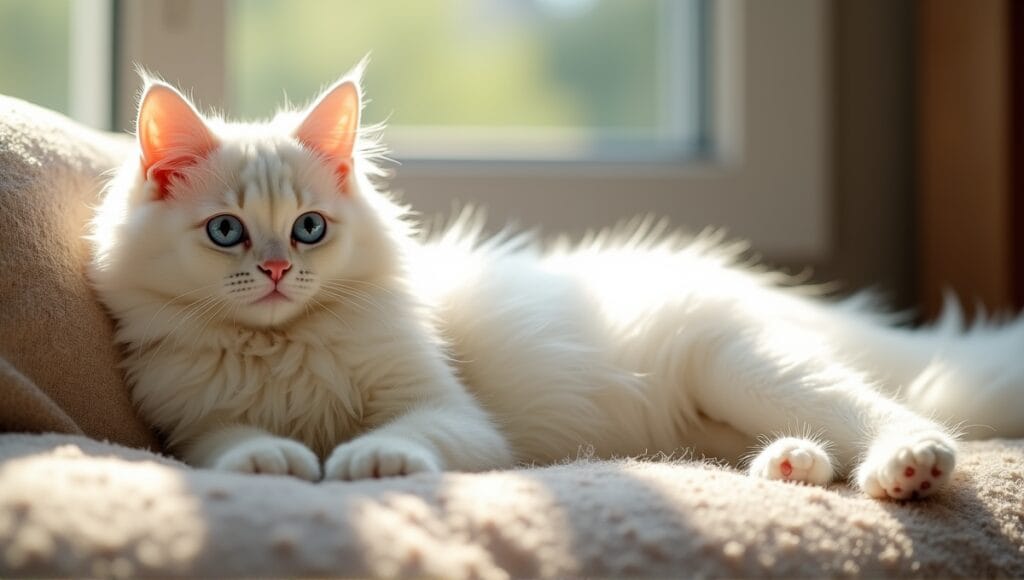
[0, 0, 71, 114]
[228, 0, 706, 161]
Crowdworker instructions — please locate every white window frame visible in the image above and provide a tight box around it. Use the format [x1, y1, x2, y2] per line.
[110, 0, 831, 260]
[68, 0, 113, 130]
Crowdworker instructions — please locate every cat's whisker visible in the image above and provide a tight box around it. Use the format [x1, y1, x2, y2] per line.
[319, 285, 379, 303]
[309, 298, 351, 331]
[148, 294, 223, 356]
[176, 295, 226, 342]
[187, 299, 242, 365]
[315, 288, 387, 317]
[317, 280, 372, 295]
[164, 300, 224, 362]
[187, 297, 234, 360]
[138, 283, 221, 350]
[323, 278, 396, 296]
[139, 294, 217, 351]
[318, 282, 389, 309]
[139, 295, 222, 376]
[315, 289, 376, 313]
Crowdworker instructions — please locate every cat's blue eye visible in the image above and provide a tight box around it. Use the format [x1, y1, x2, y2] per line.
[292, 212, 326, 244]
[206, 214, 246, 247]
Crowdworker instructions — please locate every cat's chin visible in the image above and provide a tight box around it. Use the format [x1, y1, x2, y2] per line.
[230, 300, 307, 329]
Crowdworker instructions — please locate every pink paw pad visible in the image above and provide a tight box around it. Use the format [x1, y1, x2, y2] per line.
[749, 437, 834, 486]
[780, 459, 793, 478]
[887, 458, 950, 500]
[859, 433, 955, 500]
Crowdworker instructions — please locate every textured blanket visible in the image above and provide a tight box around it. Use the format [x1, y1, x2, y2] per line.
[0, 95, 1023, 578]
[2, 433, 1023, 577]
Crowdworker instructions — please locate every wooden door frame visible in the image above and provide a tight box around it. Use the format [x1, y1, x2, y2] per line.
[918, 0, 1021, 318]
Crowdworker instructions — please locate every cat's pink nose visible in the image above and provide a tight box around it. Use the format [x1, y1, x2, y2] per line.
[258, 259, 291, 282]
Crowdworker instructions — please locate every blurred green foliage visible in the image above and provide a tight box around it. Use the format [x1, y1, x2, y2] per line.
[0, 0, 670, 133]
[0, 0, 70, 113]
[228, 0, 661, 129]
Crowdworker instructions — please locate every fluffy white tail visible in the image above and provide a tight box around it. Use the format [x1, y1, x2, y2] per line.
[836, 293, 1024, 439]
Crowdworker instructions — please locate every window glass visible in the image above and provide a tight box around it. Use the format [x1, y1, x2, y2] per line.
[0, 0, 71, 114]
[228, 0, 707, 160]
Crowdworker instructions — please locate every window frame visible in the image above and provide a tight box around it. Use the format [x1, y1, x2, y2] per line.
[68, 0, 113, 129]
[110, 0, 832, 260]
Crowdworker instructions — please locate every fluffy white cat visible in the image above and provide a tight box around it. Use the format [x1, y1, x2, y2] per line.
[90, 64, 1024, 500]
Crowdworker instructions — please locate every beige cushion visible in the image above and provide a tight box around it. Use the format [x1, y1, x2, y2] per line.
[0, 95, 158, 450]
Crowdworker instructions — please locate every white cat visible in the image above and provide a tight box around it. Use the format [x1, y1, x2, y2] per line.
[90, 64, 1024, 500]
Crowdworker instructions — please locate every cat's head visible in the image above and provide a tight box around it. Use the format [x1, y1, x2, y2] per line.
[92, 65, 404, 330]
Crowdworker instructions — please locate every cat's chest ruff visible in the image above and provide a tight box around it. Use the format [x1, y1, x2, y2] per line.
[191, 327, 366, 450]
[218, 328, 357, 401]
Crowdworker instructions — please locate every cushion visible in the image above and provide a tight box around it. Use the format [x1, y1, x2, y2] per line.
[0, 96, 157, 450]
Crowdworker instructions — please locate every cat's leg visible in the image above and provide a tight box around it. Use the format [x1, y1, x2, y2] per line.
[324, 396, 513, 481]
[181, 424, 322, 481]
[690, 317, 956, 499]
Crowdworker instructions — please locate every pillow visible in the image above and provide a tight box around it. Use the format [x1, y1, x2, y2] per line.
[0, 95, 158, 450]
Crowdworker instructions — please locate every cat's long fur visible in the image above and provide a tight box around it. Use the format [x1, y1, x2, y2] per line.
[90, 66, 1024, 499]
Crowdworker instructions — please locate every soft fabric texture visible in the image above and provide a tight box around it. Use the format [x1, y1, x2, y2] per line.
[1, 93, 1023, 578]
[1, 433, 1023, 578]
[0, 96, 157, 450]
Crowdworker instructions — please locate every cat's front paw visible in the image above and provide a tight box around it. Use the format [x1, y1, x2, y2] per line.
[748, 436, 834, 486]
[324, 435, 442, 481]
[855, 430, 956, 500]
[213, 437, 322, 481]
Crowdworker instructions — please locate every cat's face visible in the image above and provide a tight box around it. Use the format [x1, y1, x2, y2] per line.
[154, 140, 370, 328]
[101, 72, 395, 329]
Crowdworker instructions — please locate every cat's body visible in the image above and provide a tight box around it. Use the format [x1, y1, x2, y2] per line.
[90, 68, 1024, 499]
[419, 217, 1024, 476]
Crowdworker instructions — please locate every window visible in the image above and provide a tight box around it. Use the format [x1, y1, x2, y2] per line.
[228, 0, 708, 162]
[0, 1, 71, 114]
[33, 0, 829, 260]
[0, 0, 111, 130]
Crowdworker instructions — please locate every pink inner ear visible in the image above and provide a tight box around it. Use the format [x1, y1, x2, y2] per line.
[295, 80, 360, 193]
[137, 83, 217, 199]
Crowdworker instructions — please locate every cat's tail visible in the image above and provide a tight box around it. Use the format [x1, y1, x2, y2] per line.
[842, 292, 1024, 439]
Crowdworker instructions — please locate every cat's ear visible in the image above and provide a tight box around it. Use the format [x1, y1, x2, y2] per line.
[295, 79, 360, 194]
[137, 81, 217, 199]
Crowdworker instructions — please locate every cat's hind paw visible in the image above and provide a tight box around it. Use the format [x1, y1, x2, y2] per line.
[855, 430, 956, 500]
[748, 436, 834, 486]
[213, 437, 322, 481]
